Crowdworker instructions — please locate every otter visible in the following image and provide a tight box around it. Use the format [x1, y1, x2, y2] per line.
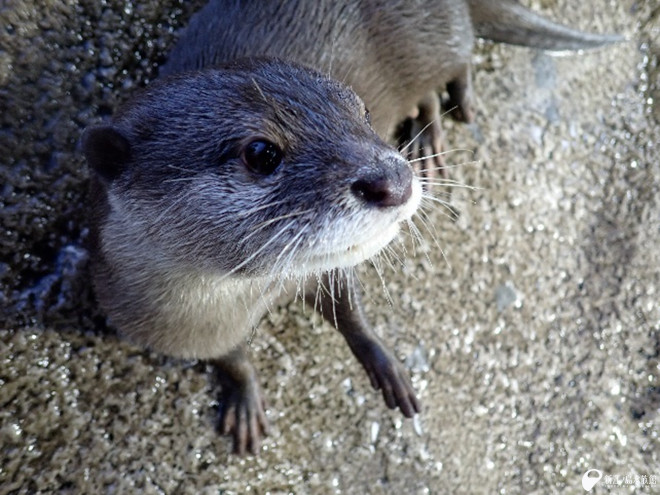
[83, 59, 422, 455]
[85, 0, 620, 455]
[161, 0, 620, 174]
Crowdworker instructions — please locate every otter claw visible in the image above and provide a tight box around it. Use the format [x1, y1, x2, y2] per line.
[218, 383, 268, 455]
[357, 340, 421, 418]
[213, 350, 268, 455]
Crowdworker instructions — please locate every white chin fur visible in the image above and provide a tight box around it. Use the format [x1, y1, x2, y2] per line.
[286, 177, 422, 276]
[306, 221, 401, 271]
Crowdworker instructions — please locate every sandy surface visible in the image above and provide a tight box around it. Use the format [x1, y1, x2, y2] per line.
[1, 1, 658, 494]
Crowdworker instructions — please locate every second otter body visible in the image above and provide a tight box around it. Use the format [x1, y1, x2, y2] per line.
[163, 0, 473, 142]
[162, 0, 620, 168]
[84, 60, 422, 454]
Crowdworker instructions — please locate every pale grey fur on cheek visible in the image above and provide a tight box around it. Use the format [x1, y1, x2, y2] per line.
[100, 189, 281, 358]
[137, 168, 421, 279]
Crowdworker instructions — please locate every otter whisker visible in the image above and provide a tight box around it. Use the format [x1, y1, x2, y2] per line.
[343, 266, 357, 310]
[386, 241, 407, 268]
[309, 271, 335, 323]
[250, 277, 280, 329]
[328, 269, 340, 330]
[410, 219, 442, 267]
[250, 208, 312, 230]
[413, 209, 452, 269]
[419, 189, 456, 205]
[417, 179, 478, 191]
[419, 193, 461, 217]
[413, 159, 477, 175]
[250, 77, 269, 104]
[404, 218, 423, 256]
[240, 209, 313, 245]
[286, 235, 311, 281]
[369, 255, 394, 309]
[223, 218, 298, 279]
[419, 187, 454, 203]
[237, 199, 292, 218]
[279, 230, 307, 275]
[398, 120, 436, 155]
[270, 223, 309, 279]
[311, 272, 324, 318]
[338, 61, 358, 88]
[413, 208, 440, 244]
[378, 245, 399, 273]
[407, 215, 437, 267]
[407, 148, 475, 165]
[388, 239, 423, 282]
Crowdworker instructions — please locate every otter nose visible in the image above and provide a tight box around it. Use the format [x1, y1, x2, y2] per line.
[351, 157, 413, 207]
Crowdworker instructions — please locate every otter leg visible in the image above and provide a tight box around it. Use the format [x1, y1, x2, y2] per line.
[305, 273, 420, 418]
[211, 346, 268, 455]
[406, 91, 447, 179]
[444, 63, 475, 124]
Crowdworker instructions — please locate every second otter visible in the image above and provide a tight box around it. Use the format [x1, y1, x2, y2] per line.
[162, 0, 620, 172]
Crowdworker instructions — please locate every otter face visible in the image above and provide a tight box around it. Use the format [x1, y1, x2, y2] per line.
[83, 59, 421, 281]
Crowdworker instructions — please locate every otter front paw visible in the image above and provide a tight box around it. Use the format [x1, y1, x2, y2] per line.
[358, 341, 421, 418]
[217, 380, 269, 456]
[212, 349, 268, 455]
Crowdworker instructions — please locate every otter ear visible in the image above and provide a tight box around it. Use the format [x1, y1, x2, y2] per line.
[82, 125, 131, 182]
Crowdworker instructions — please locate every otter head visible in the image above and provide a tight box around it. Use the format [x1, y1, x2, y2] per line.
[83, 59, 421, 282]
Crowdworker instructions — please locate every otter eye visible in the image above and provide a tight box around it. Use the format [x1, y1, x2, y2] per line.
[243, 139, 283, 175]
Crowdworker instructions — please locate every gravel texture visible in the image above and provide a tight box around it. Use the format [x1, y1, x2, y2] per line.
[1, 1, 658, 494]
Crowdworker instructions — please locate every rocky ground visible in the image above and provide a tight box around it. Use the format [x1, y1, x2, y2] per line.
[1, 0, 658, 493]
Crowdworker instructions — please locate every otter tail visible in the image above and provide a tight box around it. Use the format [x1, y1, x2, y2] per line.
[467, 0, 622, 51]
